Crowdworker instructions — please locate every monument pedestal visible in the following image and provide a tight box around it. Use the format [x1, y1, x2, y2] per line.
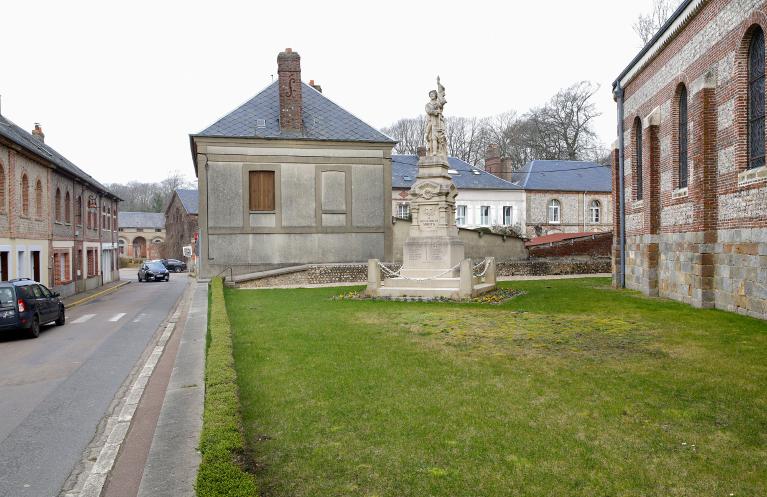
[366, 154, 496, 299]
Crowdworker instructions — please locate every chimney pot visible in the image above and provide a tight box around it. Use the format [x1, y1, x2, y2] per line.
[32, 123, 45, 143]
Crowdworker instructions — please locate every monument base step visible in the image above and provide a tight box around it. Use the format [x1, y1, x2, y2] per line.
[373, 281, 496, 299]
[382, 277, 460, 289]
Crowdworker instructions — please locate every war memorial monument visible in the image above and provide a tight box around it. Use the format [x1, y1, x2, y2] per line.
[366, 78, 497, 299]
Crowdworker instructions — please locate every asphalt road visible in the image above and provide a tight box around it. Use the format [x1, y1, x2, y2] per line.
[0, 269, 188, 497]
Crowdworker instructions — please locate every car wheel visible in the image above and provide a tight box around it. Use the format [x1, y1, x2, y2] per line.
[138, 275, 142, 282]
[175, 267, 181, 273]
[55, 307, 65, 326]
[165, 276, 170, 281]
[28, 315, 40, 339]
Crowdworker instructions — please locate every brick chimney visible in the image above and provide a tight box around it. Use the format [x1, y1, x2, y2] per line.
[32, 123, 45, 142]
[277, 48, 302, 131]
[484, 143, 500, 174]
[500, 158, 514, 181]
[309, 79, 323, 93]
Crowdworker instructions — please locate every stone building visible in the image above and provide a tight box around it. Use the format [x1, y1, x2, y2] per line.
[0, 115, 120, 296]
[392, 153, 525, 233]
[512, 160, 613, 238]
[190, 48, 395, 278]
[164, 188, 198, 260]
[612, 0, 767, 319]
[117, 212, 165, 259]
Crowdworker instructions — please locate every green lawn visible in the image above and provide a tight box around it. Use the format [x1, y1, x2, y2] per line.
[225, 278, 767, 497]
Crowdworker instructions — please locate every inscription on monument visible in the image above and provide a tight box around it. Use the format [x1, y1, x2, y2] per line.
[428, 242, 446, 262]
[407, 244, 425, 263]
[420, 205, 438, 230]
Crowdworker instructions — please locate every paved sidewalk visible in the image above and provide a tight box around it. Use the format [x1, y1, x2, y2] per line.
[136, 281, 207, 497]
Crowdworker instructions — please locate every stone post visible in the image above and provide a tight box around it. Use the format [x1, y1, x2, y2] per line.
[459, 259, 472, 298]
[366, 259, 381, 295]
[486, 257, 496, 286]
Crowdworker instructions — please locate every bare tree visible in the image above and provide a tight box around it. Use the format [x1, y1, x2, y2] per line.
[108, 171, 195, 213]
[633, 0, 680, 45]
[534, 81, 601, 161]
[445, 116, 485, 166]
[381, 117, 425, 154]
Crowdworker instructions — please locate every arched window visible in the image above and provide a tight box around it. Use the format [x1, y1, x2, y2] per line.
[678, 85, 689, 187]
[75, 196, 82, 226]
[55, 188, 62, 222]
[0, 163, 5, 213]
[118, 238, 126, 255]
[634, 117, 643, 200]
[65, 191, 71, 223]
[589, 200, 601, 224]
[35, 180, 43, 218]
[749, 26, 765, 170]
[548, 199, 561, 223]
[21, 174, 29, 217]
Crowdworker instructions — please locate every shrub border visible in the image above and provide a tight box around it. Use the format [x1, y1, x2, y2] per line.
[196, 277, 258, 496]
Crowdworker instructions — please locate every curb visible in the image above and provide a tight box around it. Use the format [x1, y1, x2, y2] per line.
[66, 281, 131, 309]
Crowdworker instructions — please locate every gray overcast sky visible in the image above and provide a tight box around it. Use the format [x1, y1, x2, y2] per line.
[1, 0, 653, 185]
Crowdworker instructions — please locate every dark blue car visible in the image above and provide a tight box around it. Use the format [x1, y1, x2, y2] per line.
[0, 279, 65, 338]
[138, 261, 170, 282]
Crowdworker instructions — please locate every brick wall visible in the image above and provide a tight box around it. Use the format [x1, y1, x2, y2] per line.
[528, 232, 613, 258]
[615, 0, 767, 319]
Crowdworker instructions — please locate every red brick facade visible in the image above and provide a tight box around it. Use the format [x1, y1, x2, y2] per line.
[614, 0, 767, 319]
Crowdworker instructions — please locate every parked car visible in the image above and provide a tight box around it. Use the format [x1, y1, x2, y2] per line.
[160, 259, 187, 272]
[138, 261, 170, 282]
[0, 279, 65, 338]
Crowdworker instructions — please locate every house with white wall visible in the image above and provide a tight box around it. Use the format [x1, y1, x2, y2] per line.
[391, 154, 525, 233]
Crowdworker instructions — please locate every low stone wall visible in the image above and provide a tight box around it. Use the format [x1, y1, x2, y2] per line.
[496, 257, 611, 277]
[238, 258, 609, 288]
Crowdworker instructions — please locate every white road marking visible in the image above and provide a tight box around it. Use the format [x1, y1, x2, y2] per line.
[71, 314, 96, 324]
[132, 313, 147, 323]
[108, 313, 126, 322]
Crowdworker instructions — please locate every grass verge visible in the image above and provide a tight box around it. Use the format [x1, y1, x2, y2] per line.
[196, 278, 258, 497]
[227, 277, 767, 497]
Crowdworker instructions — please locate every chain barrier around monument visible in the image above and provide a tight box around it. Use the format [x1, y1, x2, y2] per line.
[366, 77, 496, 300]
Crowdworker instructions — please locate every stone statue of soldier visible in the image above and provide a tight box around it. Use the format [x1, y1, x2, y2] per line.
[424, 76, 447, 157]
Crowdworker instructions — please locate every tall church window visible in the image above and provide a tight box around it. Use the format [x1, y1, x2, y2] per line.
[634, 117, 643, 200]
[678, 85, 689, 187]
[749, 26, 765, 170]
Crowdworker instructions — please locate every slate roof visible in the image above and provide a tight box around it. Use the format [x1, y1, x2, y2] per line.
[512, 160, 612, 192]
[118, 211, 165, 229]
[0, 113, 117, 198]
[194, 81, 395, 143]
[392, 155, 521, 190]
[175, 188, 199, 215]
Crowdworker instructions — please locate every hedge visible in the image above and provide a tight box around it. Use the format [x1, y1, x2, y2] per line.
[196, 278, 258, 496]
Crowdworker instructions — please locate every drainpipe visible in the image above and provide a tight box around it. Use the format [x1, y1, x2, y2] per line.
[614, 82, 626, 288]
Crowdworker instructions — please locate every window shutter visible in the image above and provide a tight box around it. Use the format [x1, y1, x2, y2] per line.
[249, 171, 275, 211]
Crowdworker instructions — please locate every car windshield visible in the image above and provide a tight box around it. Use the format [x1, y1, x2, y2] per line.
[146, 262, 165, 271]
[0, 288, 14, 307]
